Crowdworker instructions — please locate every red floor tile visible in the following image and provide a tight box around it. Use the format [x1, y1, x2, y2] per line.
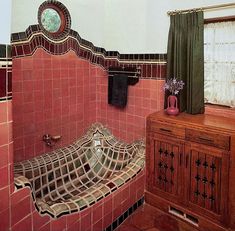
[117, 203, 198, 231]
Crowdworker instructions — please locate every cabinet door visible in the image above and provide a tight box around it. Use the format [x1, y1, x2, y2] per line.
[185, 143, 229, 224]
[148, 133, 185, 202]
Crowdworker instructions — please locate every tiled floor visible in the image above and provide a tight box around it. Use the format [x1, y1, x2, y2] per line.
[116, 203, 198, 231]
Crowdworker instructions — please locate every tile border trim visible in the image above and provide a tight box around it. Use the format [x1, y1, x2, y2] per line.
[104, 197, 145, 231]
[37, 0, 71, 41]
[11, 25, 167, 79]
[0, 44, 12, 101]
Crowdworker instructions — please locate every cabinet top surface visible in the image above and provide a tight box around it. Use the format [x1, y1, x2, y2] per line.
[148, 110, 235, 133]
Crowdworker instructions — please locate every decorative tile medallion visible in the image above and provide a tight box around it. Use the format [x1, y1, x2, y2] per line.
[38, 0, 71, 40]
[11, 1, 167, 80]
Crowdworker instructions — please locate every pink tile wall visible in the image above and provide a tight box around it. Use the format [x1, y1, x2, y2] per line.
[9, 168, 145, 231]
[95, 66, 165, 142]
[13, 49, 97, 162]
[0, 100, 13, 231]
[13, 48, 165, 161]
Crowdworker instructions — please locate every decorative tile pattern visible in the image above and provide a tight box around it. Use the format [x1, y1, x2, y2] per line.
[11, 25, 166, 80]
[0, 44, 13, 231]
[12, 49, 165, 161]
[0, 44, 12, 101]
[14, 123, 145, 218]
[38, 0, 71, 40]
[105, 197, 144, 231]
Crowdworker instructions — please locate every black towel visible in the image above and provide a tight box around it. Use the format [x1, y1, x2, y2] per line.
[108, 74, 128, 108]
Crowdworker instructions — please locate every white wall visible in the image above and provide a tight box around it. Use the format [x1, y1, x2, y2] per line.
[11, 0, 105, 47]
[0, 0, 12, 44]
[150, 0, 235, 53]
[11, 0, 235, 53]
[105, 0, 235, 53]
[103, 0, 147, 53]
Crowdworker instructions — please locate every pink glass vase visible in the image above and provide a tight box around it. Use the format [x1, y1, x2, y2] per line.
[166, 95, 179, 115]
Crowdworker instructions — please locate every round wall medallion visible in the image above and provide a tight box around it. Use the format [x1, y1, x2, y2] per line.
[41, 8, 62, 33]
[38, 1, 71, 40]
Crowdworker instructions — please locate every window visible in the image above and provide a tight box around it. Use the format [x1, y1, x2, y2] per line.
[204, 20, 235, 108]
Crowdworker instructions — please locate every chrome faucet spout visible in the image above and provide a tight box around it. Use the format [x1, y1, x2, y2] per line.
[42, 134, 61, 147]
[42, 134, 52, 147]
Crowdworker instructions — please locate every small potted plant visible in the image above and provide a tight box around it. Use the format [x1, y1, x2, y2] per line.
[163, 77, 184, 115]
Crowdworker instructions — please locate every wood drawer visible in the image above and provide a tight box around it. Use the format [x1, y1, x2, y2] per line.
[185, 128, 230, 151]
[150, 121, 185, 139]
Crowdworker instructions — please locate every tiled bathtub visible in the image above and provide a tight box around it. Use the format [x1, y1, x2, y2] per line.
[12, 123, 145, 231]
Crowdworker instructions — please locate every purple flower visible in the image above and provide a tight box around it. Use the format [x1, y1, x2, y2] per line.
[163, 77, 184, 95]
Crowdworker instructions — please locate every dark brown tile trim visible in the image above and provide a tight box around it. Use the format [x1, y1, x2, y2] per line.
[11, 26, 167, 79]
[0, 44, 12, 101]
[104, 197, 144, 231]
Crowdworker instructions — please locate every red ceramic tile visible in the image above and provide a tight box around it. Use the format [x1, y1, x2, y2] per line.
[0, 165, 9, 188]
[67, 220, 80, 231]
[103, 197, 113, 215]
[37, 222, 51, 231]
[33, 211, 50, 231]
[0, 102, 8, 123]
[160, 65, 167, 79]
[93, 203, 103, 224]
[66, 213, 80, 228]
[0, 123, 9, 146]
[117, 224, 142, 231]
[12, 81, 23, 93]
[21, 58, 33, 70]
[11, 196, 31, 226]
[0, 69, 7, 98]
[154, 214, 180, 231]
[0, 208, 10, 231]
[93, 219, 103, 231]
[7, 100, 12, 122]
[22, 78, 33, 91]
[103, 212, 112, 230]
[11, 214, 32, 231]
[22, 70, 33, 82]
[80, 212, 91, 230]
[13, 47, 164, 161]
[11, 188, 31, 207]
[0, 186, 9, 212]
[0, 145, 8, 168]
[129, 210, 155, 230]
[50, 216, 66, 231]
[113, 192, 122, 209]
[9, 163, 14, 187]
[121, 198, 132, 213]
[113, 206, 122, 221]
[121, 185, 130, 203]
[13, 59, 22, 69]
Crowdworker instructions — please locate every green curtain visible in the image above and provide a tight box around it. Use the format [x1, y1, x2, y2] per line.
[166, 11, 204, 114]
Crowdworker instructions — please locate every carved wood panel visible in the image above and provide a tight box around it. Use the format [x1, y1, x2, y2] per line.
[189, 149, 222, 214]
[146, 111, 235, 230]
[153, 137, 183, 199]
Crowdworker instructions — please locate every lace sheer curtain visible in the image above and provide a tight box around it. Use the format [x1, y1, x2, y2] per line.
[204, 21, 235, 107]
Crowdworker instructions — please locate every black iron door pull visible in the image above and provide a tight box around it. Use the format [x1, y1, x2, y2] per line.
[160, 128, 172, 133]
[179, 153, 182, 166]
[186, 154, 189, 168]
[199, 136, 214, 143]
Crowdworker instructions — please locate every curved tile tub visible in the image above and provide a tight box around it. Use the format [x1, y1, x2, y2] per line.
[14, 123, 145, 219]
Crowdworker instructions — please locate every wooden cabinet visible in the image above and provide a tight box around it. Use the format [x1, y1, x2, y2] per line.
[148, 134, 185, 203]
[146, 111, 235, 231]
